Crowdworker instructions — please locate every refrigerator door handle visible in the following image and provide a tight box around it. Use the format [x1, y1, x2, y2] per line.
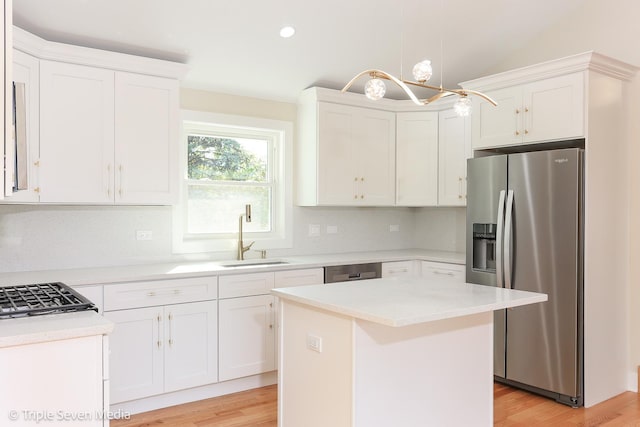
[496, 190, 506, 288]
[503, 190, 515, 289]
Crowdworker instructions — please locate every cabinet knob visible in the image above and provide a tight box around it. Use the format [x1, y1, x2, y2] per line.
[33, 160, 40, 167]
[354, 195, 358, 199]
[360, 195, 364, 199]
[515, 130, 520, 136]
[34, 187, 40, 193]
[525, 107, 529, 113]
[515, 108, 520, 114]
[354, 177, 358, 181]
[524, 129, 529, 134]
[360, 177, 364, 181]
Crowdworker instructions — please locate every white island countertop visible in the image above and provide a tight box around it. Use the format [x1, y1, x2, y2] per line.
[272, 277, 547, 327]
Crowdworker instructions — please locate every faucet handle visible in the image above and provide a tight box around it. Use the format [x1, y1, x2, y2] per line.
[256, 249, 267, 259]
[244, 241, 255, 252]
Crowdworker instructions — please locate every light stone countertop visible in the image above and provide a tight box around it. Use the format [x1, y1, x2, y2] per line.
[272, 276, 547, 327]
[0, 249, 465, 288]
[0, 249, 462, 349]
[0, 311, 114, 348]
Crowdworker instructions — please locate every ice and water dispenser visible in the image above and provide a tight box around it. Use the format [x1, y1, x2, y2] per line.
[472, 224, 497, 273]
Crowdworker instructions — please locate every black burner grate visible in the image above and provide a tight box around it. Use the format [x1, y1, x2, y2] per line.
[0, 282, 97, 319]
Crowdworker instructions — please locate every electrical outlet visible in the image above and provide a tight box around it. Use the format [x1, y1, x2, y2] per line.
[390, 224, 400, 232]
[306, 333, 322, 353]
[136, 230, 153, 241]
[309, 224, 321, 237]
[326, 225, 338, 234]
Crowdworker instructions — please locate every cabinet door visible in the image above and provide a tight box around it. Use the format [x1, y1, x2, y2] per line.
[523, 73, 584, 143]
[438, 109, 471, 206]
[471, 86, 521, 149]
[115, 72, 179, 204]
[164, 301, 218, 392]
[357, 108, 396, 206]
[104, 307, 163, 403]
[396, 112, 438, 206]
[39, 60, 115, 203]
[317, 103, 359, 204]
[5, 49, 39, 203]
[219, 295, 276, 381]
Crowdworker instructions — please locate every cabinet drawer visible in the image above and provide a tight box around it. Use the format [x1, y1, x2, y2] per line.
[421, 261, 465, 283]
[219, 272, 275, 299]
[381, 261, 416, 278]
[104, 277, 217, 311]
[274, 268, 324, 288]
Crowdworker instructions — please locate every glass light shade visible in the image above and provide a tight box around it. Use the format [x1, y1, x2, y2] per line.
[364, 78, 386, 101]
[412, 60, 433, 82]
[454, 96, 472, 117]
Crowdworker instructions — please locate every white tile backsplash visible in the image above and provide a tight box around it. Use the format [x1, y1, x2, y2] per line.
[0, 204, 465, 273]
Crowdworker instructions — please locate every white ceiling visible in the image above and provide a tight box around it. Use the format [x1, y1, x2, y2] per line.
[13, 0, 587, 103]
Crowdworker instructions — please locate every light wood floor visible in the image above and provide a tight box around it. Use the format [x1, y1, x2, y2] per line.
[112, 383, 640, 427]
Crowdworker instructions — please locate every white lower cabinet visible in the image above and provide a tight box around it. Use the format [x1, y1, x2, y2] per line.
[217, 268, 325, 382]
[105, 307, 163, 403]
[105, 301, 217, 403]
[421, 261, 465, 283]
[163, 301, 218, 392]
[104, 288, 217, 403]
[218, 295, 275, 381]
[103, 277, 218, 402]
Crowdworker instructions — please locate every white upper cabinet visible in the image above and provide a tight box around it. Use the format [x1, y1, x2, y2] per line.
[39, 60, 115, 203]
[297, 88, 396, 206]
[438, 109, 471, 206]
[11, 27, 187, 205]
[471, 73, 584, 149]
[115, 72, 179, 204]
[39, 62, 179, 204]
[396, 111, 438, 206]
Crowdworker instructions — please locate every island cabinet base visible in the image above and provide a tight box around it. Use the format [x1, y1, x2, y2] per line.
[278, 300, 493, 427]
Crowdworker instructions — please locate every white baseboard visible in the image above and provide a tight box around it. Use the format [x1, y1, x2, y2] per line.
[110, 371, 277, 416]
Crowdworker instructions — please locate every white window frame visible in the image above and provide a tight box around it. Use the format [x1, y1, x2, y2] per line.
[173, 110, 293, 254]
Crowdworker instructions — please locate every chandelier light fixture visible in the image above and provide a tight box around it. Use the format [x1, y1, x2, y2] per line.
[341, 0, 496, 117]
[341, 63, 496, 117]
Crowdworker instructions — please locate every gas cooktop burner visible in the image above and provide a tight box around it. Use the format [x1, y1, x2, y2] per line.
[0, 282, 97, 319]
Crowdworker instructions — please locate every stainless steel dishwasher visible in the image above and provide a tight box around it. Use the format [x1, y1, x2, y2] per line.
[324, 262, 382, 283]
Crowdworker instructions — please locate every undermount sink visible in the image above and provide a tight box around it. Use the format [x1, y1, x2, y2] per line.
[219, 260, 290, 268]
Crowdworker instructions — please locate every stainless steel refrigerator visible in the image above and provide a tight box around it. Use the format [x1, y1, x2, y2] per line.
[466, 147, 584, 407]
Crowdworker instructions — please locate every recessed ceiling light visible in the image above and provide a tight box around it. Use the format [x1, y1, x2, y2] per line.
[279, 26, 296, 38]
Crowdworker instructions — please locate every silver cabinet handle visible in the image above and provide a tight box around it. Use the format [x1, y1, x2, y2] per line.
[503, 190, 515, 289]
[433, 270, 455, 276]
[496, 190, 506, 289]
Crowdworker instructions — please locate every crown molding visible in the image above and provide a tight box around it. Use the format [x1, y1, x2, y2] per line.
[460, 51, 637, 91]
[13, 26, 189, 80]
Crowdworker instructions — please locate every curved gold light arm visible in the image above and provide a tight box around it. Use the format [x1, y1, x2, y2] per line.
[342, 69, 498, 107]
[341, 69, 426, 106]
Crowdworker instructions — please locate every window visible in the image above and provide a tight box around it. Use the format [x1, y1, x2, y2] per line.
[173, 110, 292, 254]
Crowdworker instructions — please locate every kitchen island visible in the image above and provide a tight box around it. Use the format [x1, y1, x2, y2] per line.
[272, 277, 547, 427]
